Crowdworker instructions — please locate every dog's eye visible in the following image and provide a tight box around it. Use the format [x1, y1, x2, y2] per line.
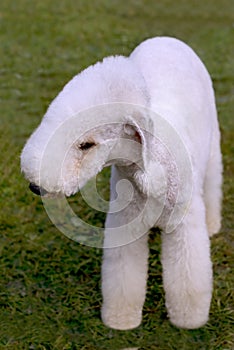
[78, 142, 96, 151]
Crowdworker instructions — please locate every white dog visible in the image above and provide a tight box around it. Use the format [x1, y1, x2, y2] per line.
[21, 37, 222, 330]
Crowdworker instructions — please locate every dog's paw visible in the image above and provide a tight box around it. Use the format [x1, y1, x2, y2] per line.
[101, 305, 142, 330]
[169, 311, 209, 329]
[207, 217, 221, 237]
[166, 291, 211, 329]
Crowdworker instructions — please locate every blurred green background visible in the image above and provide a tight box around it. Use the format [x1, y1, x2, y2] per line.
[0, 0, 233, 349]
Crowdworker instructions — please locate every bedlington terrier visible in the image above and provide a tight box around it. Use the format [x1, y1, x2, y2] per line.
[21, 37, 222, 330]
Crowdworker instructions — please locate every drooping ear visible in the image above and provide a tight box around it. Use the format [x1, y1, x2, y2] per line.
[124, 121, 143, 144]
[123, 115, 164, 198]
[123, 116, 151, 195]
[123, 115, 148, 165]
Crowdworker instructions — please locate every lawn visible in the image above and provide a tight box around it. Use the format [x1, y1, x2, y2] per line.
[0, 0, 233, 349]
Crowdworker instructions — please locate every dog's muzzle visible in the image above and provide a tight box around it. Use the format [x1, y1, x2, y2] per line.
[29, 183, 48, 196]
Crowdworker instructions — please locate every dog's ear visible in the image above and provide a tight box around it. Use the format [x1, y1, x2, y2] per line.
[123, 116, 151, 194]
[123, 115, 148, 164]
[123, 116, 165, 199]
[123, 121, 144, 145]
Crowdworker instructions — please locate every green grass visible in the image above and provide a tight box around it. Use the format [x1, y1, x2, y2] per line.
[0, 0, 233, 349]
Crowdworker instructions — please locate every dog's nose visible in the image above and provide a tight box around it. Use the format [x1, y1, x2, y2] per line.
[29, 183, 48, 196]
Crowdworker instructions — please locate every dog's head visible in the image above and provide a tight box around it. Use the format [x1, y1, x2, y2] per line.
[21, 102, 154, 197]
[21, 55, 154, 197]
[21, 106, 154, 199]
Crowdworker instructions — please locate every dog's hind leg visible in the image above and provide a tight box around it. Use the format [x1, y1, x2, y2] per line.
[203, 128, 222, 236]
[161, 194, 213, 329]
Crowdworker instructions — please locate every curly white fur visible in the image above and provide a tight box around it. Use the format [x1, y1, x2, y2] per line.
[21, 37, 222, 330]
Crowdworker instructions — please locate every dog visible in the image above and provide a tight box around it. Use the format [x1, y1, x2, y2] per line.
[21, 37, 222, 330]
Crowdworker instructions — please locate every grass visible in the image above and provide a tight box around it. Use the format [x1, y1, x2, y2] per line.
[0, 0, 233, 349]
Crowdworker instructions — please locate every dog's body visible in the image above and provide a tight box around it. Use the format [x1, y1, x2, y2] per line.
[21, 37, 222, 330]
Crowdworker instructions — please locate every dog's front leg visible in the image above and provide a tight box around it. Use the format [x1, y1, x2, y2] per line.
[101, 232, 148, 330]
[161, 195, 213, 329]
[101, 165, 149, 330]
